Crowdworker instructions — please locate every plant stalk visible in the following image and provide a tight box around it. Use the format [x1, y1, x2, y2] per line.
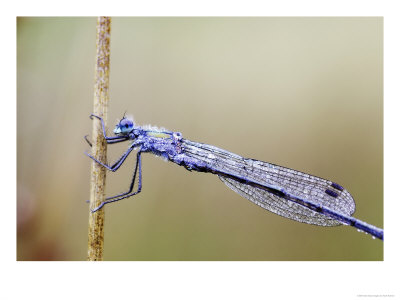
[87, 16, 111, 261]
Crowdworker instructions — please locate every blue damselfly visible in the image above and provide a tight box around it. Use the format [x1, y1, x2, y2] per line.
[85, 114, 383, 240]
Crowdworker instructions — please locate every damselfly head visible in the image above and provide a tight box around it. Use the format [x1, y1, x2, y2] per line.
[114, 117, 134, 135]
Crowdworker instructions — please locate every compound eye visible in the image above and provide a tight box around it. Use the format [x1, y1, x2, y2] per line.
[120, 118, 133, 129]
[114, 117, 134, 135]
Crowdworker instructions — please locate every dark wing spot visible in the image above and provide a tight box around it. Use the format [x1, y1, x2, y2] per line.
[331, 182, 344, 191]
[325, 189, 339, 198]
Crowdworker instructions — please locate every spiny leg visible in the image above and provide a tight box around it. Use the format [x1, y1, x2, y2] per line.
[84, 134, 128, 148]
[104, 151, 143, 201]
[89, 113, 128, 143]
[85, 146, 134, 172]
[107, 138, 129, 144]
[84, 135, 92, 147]
[91, 151, 143, 212]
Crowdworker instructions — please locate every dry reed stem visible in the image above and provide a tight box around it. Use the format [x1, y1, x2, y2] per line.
[87, 17, 111, 261]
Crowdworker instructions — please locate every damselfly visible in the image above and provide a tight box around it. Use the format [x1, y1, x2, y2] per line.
[85, 114, 383, 240]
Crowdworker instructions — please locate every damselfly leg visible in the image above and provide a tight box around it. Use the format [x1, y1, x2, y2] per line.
[84, 135, 93, 147]
[91, 151, 143, 212]
[84, 115, 129, 148]
[90, 114, 129, 143]
[85, 146, 134, 172]
[86, 115, 144, 211]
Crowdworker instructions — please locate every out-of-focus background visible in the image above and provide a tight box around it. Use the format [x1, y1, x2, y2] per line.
[17, 17, 383, 260]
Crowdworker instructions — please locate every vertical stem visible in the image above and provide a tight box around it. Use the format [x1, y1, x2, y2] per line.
[87, 17, 111, 261]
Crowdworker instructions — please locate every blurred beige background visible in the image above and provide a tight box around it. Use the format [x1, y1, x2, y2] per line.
[17, 17, 383, 260]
